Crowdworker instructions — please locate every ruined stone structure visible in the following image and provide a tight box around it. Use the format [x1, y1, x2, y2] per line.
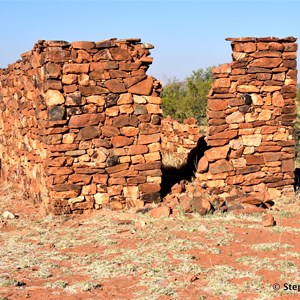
[161, 116, 203, 162]
[0, 39, 162, 214]
[196, 37, 297, 200]
[0, 36, 298, 215]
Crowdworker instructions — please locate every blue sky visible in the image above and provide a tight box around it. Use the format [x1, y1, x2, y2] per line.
[0, 0, 299, 82]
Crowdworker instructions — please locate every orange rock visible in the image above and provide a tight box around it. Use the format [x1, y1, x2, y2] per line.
[262, 213, 276, 227]
[148, 206, 170, 218]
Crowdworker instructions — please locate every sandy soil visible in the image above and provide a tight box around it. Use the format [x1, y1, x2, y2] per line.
[0, 183, 299, 300]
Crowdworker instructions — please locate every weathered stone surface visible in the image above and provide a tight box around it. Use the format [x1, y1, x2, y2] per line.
[138, 134, 160, 145]
[209, 159, 233, 175]
[45, 90, 65, 106]
[237, 85, 260, 93]
[148, 206, 170, 218]
[101, 125, 120, 137]
[128, 77, 153, 95]
[262, 213, 276, 227]
[48, 106, 65, 120]
[190, 196, 212, 215]
[250, 57, 282, 68]
[197, 156, 209, 173]
[112, 115, 139, 127]
[111, 136, 133, 148]
[63, 63, 89, 73]
[207, 100, 228, 111]
[226, 111, 245, 124]
[105, 79, 126, 93]
[242, 134, 262, 146]
[205, 145, 230, 162]
[69, 113, 105, 128]
[77, 126, 100, 140]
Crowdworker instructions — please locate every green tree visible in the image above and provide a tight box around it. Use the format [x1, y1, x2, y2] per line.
[161, 67, 214, 124]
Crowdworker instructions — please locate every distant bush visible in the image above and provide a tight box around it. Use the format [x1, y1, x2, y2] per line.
[161, 67, 214, 125]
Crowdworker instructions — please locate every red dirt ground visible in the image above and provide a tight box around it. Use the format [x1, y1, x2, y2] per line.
[0, 183, 299, 300]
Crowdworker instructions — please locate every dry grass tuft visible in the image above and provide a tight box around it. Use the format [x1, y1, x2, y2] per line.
[162, 151, 187, 169]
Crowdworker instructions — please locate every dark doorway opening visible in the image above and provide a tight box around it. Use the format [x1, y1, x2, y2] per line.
[161, 136, 208, 198]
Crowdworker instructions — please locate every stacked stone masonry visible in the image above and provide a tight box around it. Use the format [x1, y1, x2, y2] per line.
[196, 37, 298, 200]
[0, 36, 298, 215]
[161, 116, 203, 161]
[0, 38, 163, 214]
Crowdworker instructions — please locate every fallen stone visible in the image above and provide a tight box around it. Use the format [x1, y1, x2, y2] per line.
[2, 211, 17, 219]
[190, 196, 212, 215]
[148, 206, 170, 218]
[262, 213, 276, 227]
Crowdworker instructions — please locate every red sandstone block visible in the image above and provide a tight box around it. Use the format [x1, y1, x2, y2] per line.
[140, 183, 160, 193]
[112, 115, 139, 127]
[282, 159, 294, 172]
[109, 47, 131, 61]
[63, 63, 89, 73]
[205, 145, 230, 162]
[127, 176, 147, 185]
[208, 130, 238, 140]
[226, 175, 244, 185]
[69, 113, 105, 128]
[243, 42, 257, 52]
[263, 152, 282, 162]
[109, 178, 126, 185]
[119, 61, 142, 71]
[250, 57, 283, 68]
[245, 155, 264, 165]
[106, 163, 129, 174]
[128, 145, 149, 155]
[46, 156, 68, 167]
[107, 185, 123, 196]
[256, 145, 282, 152]
[197, 156, 208, 173]
[124, 75, 147, 88]
[105, 79, 126, 93]
[148, 206, 170, 218]
[110, 169, 139, 178]
[71, 41, 95, 50]
[206, 139, 229, 147]
[52, 183, 81, 192]
[93, 174, 108, 184]
[48, 144, 78, 152]
[207, 100, 228, 111]
[79, 86, 109, 96]
[128, 77, 153, 95]
[47, 167, 74, 175]
[82, 184, 97, 195]
[69, 174, 92, 184]
[236, 165, 260, 175]
[209, 159, 233, 175]
[46, 63, 62, 78]
[134, 161, 161, 171]
[207, 110, 226, 119]
[111, 136, 133, 148]
[213, 78, 231, 88]
[44, 79, 62, 91]
[138, 133, 160, 145]
[101, 125, 120, 137]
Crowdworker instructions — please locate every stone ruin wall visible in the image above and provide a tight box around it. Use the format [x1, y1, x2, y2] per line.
[0, 38, 163, 214]
[0, 36, 298, 215]
[160, 116, 203, 164]
[196, 37, 297, 200]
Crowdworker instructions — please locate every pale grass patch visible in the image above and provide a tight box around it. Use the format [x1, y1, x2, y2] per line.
[236, 256, 276, 271]
[162, 151, 187, 169]
[251, 242, 293, 251]
[202, 265, 261, 298]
